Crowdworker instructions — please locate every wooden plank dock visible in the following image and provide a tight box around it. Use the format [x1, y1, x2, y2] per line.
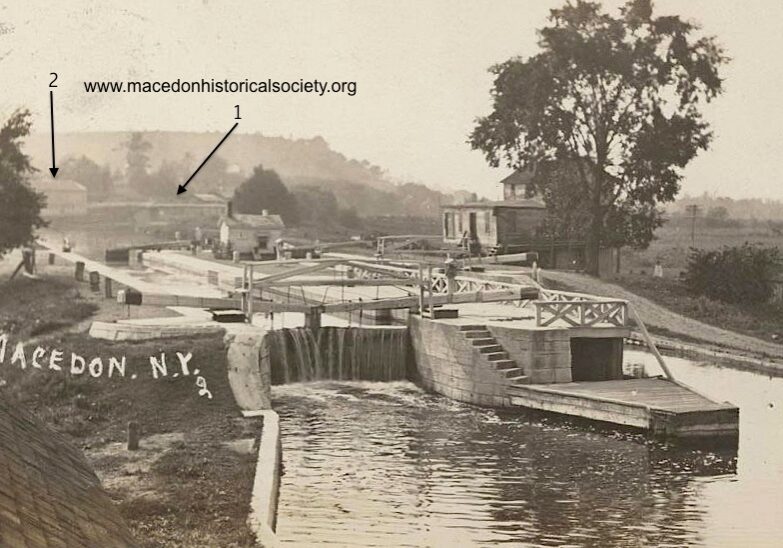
[508, 378, 738, 441]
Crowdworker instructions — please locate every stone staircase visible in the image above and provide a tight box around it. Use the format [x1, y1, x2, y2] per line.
[458, 325, 529, 385]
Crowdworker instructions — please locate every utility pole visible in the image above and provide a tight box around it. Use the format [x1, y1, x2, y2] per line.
[685, 205, 701, 246]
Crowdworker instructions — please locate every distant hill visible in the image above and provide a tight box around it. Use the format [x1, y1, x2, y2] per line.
[24, 131, 461, 217]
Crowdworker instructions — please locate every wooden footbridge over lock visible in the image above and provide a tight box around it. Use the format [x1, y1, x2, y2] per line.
[40, 242, 740, 442]
[234, 256, 544, 328]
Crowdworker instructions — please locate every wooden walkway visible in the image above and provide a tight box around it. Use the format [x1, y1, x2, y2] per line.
[508, 378, 738, 441]
[40, 243, 240, 309]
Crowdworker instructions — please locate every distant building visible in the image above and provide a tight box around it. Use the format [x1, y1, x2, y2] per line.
[443, 167, 548, 251]
[441, 199, 547, 252]
[500, 168, 539, 201]
[442, 165, 619, 277]
[449, 190, 478, 205]
[30, 178, 88, 217]
[193, 193, 225, 204]
[88, 201, 227, 226]
[218, 202, 285, 257]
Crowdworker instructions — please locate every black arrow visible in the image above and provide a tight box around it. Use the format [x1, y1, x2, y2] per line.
[49, 90, 58, 178]
[177, 121, 238, 195]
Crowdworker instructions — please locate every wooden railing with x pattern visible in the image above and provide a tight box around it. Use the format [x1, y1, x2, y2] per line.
[345, 261, 531, 298]
[338, 259, 629, 328]
[534, 288, 628, 327]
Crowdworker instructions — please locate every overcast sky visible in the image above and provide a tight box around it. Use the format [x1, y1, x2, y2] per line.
[1, 1, 781, 200]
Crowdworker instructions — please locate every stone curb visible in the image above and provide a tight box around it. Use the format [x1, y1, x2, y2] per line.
[243, 409, 282, 548]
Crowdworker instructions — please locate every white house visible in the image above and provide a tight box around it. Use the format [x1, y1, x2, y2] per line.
[218, 203, 285, 257]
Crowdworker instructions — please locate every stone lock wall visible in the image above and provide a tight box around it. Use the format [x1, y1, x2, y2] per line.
[409, 317, 575, 409]
[488, 325, 572, 384]
[225, 331, 272, 411]
[409, 316, 516, 407]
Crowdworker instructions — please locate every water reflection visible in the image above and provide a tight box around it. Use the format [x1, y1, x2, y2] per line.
[274, 373, 754, 547]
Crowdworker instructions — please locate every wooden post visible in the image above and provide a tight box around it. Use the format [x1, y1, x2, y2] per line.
[304, 308, 322, 331]
[48, 253, 55, 265]
[247, 264, 254, 321]
[427, 265, 434, 317]
[75, 261, 85, 281]
[127, 421, 140, 450]
[104, 278, 113, 298]
[241, 264, 248, 317]
[417, 264, 425, 316]
[89, 271, 100, 292]
[445, 258, 456, 304]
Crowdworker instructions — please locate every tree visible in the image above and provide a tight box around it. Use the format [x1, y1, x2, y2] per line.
[124, 132, 152, 194]
[233, 165, 299, 224]
[190, 153, 229, 193]
[337, 206, 362, 229]
[704, 205, 739, 228]
[0, 109, 47, 257]
[293, 186, 340, 227]
[534, 160, 595, 243]
[293, 185, 365, 229]
[60, 155, 113, 201]
[684, 244, 780, 305]
[470, 0, 727, 274]
[147, 157, 190, 198]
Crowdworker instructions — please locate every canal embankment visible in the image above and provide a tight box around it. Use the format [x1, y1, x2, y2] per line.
[0, 260, 270, 545]
[541, 269, 783, 371]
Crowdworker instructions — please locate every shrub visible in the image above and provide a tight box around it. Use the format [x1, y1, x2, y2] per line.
[684, 243, 781, 304]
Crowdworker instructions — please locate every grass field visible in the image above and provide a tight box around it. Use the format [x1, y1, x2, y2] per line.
[610, 220, 783, 344]
[614, 273, 783, 343]
[622, 221, 783, 276]
[0, 273, 257, 547]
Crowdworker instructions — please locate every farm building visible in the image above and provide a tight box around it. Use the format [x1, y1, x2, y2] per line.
[30, 178, 88, 217]
[442, 165, 619, 277]
[88, 201, 227, 226]
[500, 168, 538, 201]
[442, 167, 546, 252]
[441, 199, 547, 253]
[218, 202, 285, 258]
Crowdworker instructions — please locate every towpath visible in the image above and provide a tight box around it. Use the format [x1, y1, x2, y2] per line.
[541, 269, 783, 362]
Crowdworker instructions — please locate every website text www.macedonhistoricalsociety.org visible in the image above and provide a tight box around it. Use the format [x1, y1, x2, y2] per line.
[83, 77, 357, 96]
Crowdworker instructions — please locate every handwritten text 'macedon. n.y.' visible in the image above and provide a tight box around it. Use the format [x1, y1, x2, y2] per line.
[0, 333, 212, 399]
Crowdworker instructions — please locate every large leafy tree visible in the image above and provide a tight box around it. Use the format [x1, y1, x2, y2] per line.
[470, 0, 727, 274]
[233, 165, 299, 224]
[0, 109, 47, 258]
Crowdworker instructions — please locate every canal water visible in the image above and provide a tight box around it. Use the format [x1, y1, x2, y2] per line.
[273, 350, 783, 547]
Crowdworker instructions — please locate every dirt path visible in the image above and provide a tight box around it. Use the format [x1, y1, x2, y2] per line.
[541, 270, 783, 361]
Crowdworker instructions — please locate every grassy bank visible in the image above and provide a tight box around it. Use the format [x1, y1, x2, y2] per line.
[0, 274, 258, 547]
[0, 275, 98, 338]
[612, 274, 783, 343]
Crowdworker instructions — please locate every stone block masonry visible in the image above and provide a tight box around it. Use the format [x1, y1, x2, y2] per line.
[409, 316, 529, 407]
[487, 324, 572, 384]
[226, 331, 272, 411]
